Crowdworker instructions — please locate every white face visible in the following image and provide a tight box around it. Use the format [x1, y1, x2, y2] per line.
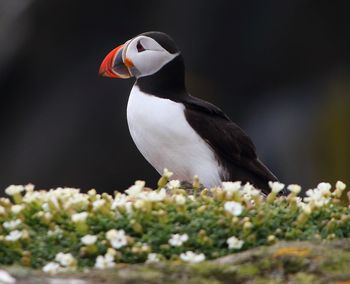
[123, 36, 179, 78]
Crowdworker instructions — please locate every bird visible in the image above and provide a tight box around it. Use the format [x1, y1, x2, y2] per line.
[99, 31, 285, 195]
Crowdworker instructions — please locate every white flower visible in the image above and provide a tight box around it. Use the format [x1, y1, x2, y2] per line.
[188, 195, 196, 201]
[0, 198, 11, 206]
[168, 180, 181, 189]
[224, 201, 243, 216]
[134, 200, 145, 209]
[5, 185, 24, 196]
[304, 186, 331, 208]
[42, 262, 61, 274]
[11, 205, 24, 215]
[47, 196, 60, 211]
[55, 252, 75, 267]
[111, 193, 128, 210]
[169, 233, 189, 247]
[95, 254, 115, 269]
[241, 183, 260, 201]
[81, 234, 97, 245]
[268, 181, 285, 193]
[5, 230, 22, 241]
[180, 251, 205, 263]
[287, 184, 301, 194]
[336, 181, 346, 191]
[64, 194, 89, 211]
[125, 181, 145, 196]
[71, 212, 88, 223]
[174, 194, 186, 205]
[92, 199, 106, 211]
[48, 226, 63, 236]
[0, 206, 6, 215]
[227, 236, 244, 249]
[24, 183, 35, 192]
[3, 219, 22, 230]
[317, 182, 332, 195]
[42, 203, 50, 212]
[222, 181, 241, 193]
[106, 229, 128, 249]
[146, 253, 160, 264]
[267, 235, 277, 243]
[142, 188, 167, 202]
[163, 168, 173, 178]
[88, 188, 96, 196]
[0, 269, 16, 284]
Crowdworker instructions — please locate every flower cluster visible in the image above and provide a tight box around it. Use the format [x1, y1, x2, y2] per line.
[0, 176, 349, 273]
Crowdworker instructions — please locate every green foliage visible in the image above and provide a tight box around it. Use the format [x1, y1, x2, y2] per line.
[0, 178, 348, 273]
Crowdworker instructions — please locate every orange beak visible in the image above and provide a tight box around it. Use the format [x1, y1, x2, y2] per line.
[99, 44, 132, 79]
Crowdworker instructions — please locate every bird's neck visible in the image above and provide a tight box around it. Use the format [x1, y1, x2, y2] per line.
[135, 55, 187, 99]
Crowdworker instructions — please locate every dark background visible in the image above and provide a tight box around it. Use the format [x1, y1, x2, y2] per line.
[0, 0, 349, 193]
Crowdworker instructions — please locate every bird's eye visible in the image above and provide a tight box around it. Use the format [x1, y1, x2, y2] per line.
[137, 41, 145, 52]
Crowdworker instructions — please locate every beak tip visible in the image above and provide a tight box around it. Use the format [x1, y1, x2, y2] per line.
[99, 43, 132, 79]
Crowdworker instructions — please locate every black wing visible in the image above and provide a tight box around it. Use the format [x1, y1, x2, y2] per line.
[182, 95, 280, 195]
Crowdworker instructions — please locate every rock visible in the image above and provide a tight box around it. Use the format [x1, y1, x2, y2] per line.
[4, 239, 350, 283]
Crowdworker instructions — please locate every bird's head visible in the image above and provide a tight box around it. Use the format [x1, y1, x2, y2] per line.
[99, 32, 180, 79]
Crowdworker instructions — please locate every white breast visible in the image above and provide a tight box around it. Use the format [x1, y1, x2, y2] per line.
[126, 85, 223, 187]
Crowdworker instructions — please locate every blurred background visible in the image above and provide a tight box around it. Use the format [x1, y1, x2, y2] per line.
[0, 0, 349, 193]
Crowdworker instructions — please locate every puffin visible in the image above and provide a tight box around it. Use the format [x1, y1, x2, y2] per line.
[99, 31, 283, 195]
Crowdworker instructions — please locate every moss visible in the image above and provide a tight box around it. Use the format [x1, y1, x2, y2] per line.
[5, 240, 350, 283]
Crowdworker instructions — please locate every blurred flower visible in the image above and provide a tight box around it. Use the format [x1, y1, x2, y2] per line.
[24, 184, 35, 192]
[224, 201, 243, 216]
[81, 235, 97, 246]
[180, 251, 205, 263]
[267, 235, 276, 243]
[134, 200, 145, 209]
[268, 181, 285, 193]
[11, 205, 24, 215]
[92, 199, 106, 211]
[317, 182, 332, 194]
[125, 181, 145, 196]
[42, 203, 50, 212]
[143, 188, 166, 202]
[163, 168, 173, 179]
[48, 226, 62, 236]
[111, 193, 128, 210]
[227, 236, 244, 249]
[174, 194, 186, 205]
[169, 233, 188, 247]
[287, 184, 301, 195]
[334, 181, 346, 198]
[5, 185, 24, 196]
[2, 219, 21, 230]
[106, 229, 128, 249]
[88, 189, 97, 196]
[42, 262, 61, 274]
[336, 181, 346, 191]
[168, 180, 181, 189]
[55, 252, 76, 267]
[71, 212, 88, 223]
[0, 206, 5, 215]
[5, 230, 22, 241]
[243, 221, 253, 230]
[146, 253, 160, 264]
[304, 186, 330, 208]
[95, 254, 115, 269]
[0, 269, 16, 283]
[222, 181, 241, 193]
[241, 182, 260, 200]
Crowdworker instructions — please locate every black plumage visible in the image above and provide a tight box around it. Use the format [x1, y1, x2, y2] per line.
[135, 32, 284, 195]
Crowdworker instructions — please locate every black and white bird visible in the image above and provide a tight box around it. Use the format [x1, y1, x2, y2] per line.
[99, 31, 282, 195]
